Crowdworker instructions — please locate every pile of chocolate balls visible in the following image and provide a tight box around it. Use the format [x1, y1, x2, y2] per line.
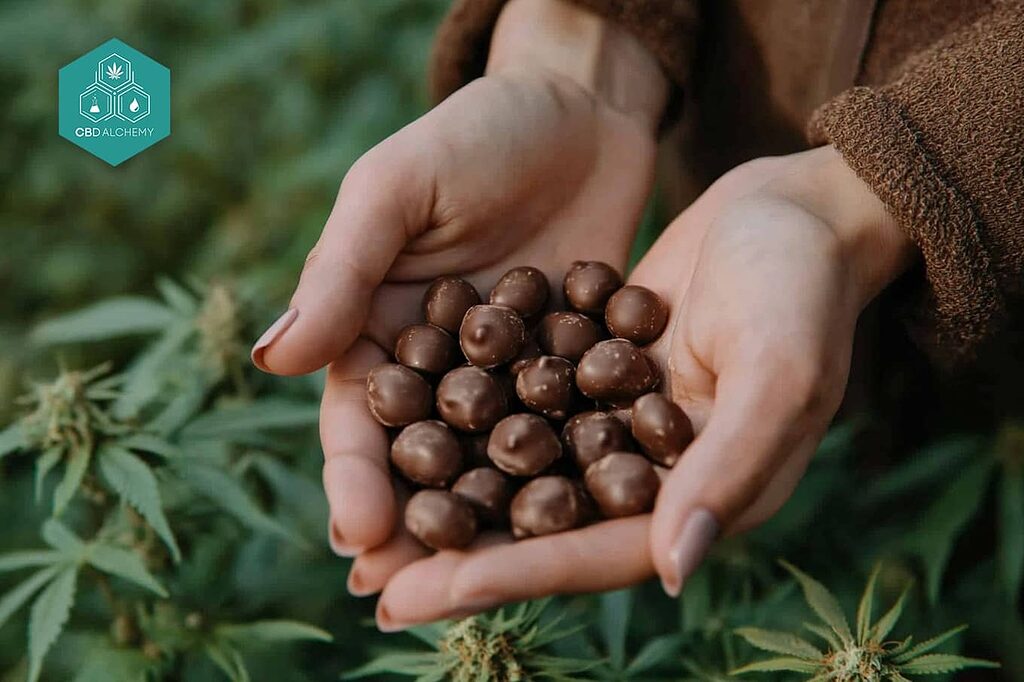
[365, 262, 694, 551]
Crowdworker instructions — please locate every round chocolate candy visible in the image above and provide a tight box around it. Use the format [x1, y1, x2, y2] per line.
[405, 489, 478, 550]
[562, 411, 633, 470]
[605, 285, 669, 345]
[537, 311, 604, 363]
[459, 304, 528, 369]
[489, 266, 549, 318]
[452, 467, 511, 525]
[366, 363, 433, 427]
[631, 393, 694, 467]
[576, 339, 657, 404]
[423, 276, 481, 334]
[509, 340, 542, 378]
[515, 356, 576, 419]
[390, 420, 463, 487]
[510, 476, 584, 539]
[584, 452, 660, 518]
[394, 323, 459, 375]
[436, 366, 508, 433]
[487, 413, 562, 476]
[563, 261, 622, 315]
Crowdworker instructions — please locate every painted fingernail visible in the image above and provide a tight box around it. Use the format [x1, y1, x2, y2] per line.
[347, 567, 375, 597]
[329, 522, 362, 558]
[376, 602, 408, 633]
[663, 507, 719, 597]
[250, 308, 298, 372]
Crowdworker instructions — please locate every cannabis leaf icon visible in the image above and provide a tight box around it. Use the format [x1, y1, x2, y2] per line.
[105, 63, 123, 80]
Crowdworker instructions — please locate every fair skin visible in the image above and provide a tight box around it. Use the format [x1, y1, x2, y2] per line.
[252, 0, 916, 629]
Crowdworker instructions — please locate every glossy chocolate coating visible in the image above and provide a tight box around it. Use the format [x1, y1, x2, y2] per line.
[459, 304, 528, 369]
[487, 413, 562, 476]
[563, 261, 623, 315]
[404, 489, 478, 550]
[452, 467, 511, 525]
[436, 366, 508, 433]
[515, 356, 576, 419]
[489, 266, 549, 318]
[366, 363, 433, 427]
[562, 411, 633, 470]
[537, 311, 604, 363]
[394, 323, 459, 375]
[390, 420, 463, 487]
[604, 285, 669, 345]
[509, 340, 542, 377]
[576, 339, 657, 404]
[510, 476, 583, 539]
[423, 276, 481, 335]
[631, 393, 694, 467]
[584, 452, 660, 518]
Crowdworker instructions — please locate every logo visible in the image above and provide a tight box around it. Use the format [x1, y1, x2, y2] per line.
[59, 39, 170, 165]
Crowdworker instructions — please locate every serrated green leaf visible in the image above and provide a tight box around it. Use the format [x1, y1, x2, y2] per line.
[155, 277, 199, 316]
[599, 588, 632, 671]
[780, 561, 852, 645]
[680, 565, 712, 634]
[181, 399, 319, 440]
[731, 657, 821, 675]
[115, 433, 182, 459]
[0, 422, 25, 459]
[216, 619, 332, 644]
[40, 519, 85, 556]
[52, 447, 91, 516]
[98, 445, 180, 562]
[0, 551, 62, 573]
[734, 628, 822, 660]
[32, 297, 177, 344]
[73, 646, 155, 682]
[870, 587, 909, 642]
[624, 634, 682, 675]
[27, 565, 78, 682]
[34, 448, 62, 503]
[860, 436, 982, 508]
[342, 652, 442, 679]
[897, 653, 999, 674]
[0, 565, 61, 631]
[893, 625, 967, 664]
[86, 544, 167, 597]
[205, 640, 251, 682]
[998, 467, 1024, 602]
[803, 622, 842, 651]
[857, 564, 881, 642]
[113, 322, 195, 420]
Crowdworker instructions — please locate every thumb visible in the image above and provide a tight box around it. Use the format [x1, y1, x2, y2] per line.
[251, 142, 431, 376]
[650, 360, 826, 596]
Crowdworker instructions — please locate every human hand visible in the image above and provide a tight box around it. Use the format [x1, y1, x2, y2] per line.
[248, 0, 668, 614]
[367, 146, 915, 630]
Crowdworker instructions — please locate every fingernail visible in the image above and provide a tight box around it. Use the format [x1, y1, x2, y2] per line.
[663, 507, 719, 597]
[329, 522, 362, 558]
[347, 567, 375, 597]
[376, 603, 408, 633]
[250, 308, 298, 372]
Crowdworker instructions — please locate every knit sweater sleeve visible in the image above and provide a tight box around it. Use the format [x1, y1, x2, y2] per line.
[808, 2, 1024, 358]
[428, 0, 697, 103]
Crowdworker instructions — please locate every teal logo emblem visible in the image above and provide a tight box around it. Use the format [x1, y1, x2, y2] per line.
[59, 39, 170, 165]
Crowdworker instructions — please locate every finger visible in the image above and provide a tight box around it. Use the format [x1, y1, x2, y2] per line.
[348, 525, 430, 597]
[650, 359, 823, 597]
[252, 139, 432, 375]
[321, 339, 396, 552]
[377, 517, 651, 630]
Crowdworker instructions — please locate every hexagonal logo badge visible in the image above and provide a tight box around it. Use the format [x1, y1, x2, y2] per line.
[59, 39, 170, 165]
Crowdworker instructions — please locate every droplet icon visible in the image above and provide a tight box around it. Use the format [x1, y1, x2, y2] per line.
[129, 98, 140, 113]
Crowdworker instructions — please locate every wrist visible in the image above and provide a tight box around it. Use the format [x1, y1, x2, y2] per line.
[487, 0, 668, 133]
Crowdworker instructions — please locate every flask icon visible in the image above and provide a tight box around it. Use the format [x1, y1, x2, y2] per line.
[89, 96, 100, 114]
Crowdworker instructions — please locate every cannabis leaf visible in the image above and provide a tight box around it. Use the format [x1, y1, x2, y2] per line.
[732, 561, 1000, 679]
[105, 63, 124, 80]
[27, 564, 78, 682]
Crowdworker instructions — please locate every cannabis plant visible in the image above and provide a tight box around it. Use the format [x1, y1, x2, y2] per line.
[733, 562, 998, 680]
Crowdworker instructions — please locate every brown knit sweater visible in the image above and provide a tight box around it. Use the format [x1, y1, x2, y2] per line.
[429, 0, 1024, 360]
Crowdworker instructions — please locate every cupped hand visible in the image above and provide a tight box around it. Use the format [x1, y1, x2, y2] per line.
[367, 146, 915, 630]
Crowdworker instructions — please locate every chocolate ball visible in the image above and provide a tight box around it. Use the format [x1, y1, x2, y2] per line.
[576, 339, 658, 404]
[366, 363, 433, 427]
[452, 468, 511, 525]
[405, 490, 478, 550]
[584, 453, 660, 518]
[459, 305, 527, 369]
[509, 340, 542, 377]
[394, 324, 459, 375]
[515, 356, 576, 419]
[510, 476, 583, 539]
[537, 312, 604, 363]
[489, 266, 549, 318]
[436, 366, 508, 433]
[562, 411, 633, 470]
[605, 285, 669, 345]
[423, 276, 481, 334]
[563, 261, 622, 315]
[390, 420, 463, 487]
[487, 413, 562, 476]
[631, 393, 694, 467]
